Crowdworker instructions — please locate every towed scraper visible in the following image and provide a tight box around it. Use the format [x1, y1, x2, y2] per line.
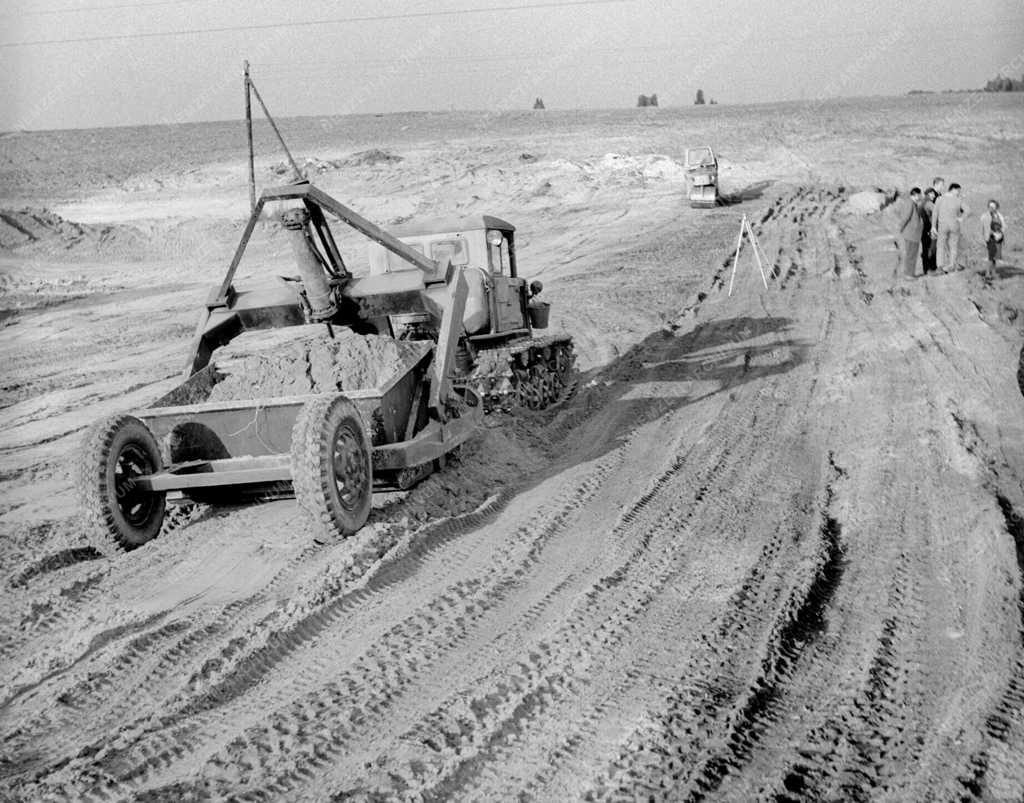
[77, 181, 574, 555]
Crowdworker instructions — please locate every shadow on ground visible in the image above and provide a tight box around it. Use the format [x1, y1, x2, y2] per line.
[719, 181, 775, 206]
[995, 263, 1023, 279]
[523, 313, 807, 468]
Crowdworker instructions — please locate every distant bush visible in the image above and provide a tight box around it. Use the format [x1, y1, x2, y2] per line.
[695, 89, 706, 105]
[533, 97, 545, 109]
[637, 93, 659, 107]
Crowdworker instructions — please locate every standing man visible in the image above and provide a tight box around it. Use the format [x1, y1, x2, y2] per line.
[932, 177, 945, 198]
[897, 187, 923, 279]
[980, 199, 1006, 279]
[921, 187, 938, 274]
[932, 182, 968, 273]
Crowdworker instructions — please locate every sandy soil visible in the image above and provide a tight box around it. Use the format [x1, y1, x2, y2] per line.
[1, 94, 1023, 801]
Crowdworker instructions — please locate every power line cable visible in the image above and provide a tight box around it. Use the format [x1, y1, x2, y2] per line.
[3, 0, 207, 17]
[252, 25, 1024, 77]
[0, 0, 630, 48]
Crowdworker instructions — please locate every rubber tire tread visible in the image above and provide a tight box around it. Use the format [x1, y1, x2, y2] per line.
[76, 414, 167, 557]
[290, 394, 372, 543]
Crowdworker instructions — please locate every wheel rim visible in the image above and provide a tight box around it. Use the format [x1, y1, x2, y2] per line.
[115, 444, 159, 527]
[331, 424, 369, 510]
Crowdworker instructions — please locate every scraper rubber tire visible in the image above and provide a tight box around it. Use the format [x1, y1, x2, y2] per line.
[291, 394, 372, 543]
[77, 414, 167, 556]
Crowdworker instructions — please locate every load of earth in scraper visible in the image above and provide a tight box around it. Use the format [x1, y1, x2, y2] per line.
[206, 327, 431, 401]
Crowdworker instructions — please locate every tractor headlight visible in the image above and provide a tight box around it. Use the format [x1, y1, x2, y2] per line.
[487, 230, 504, 247]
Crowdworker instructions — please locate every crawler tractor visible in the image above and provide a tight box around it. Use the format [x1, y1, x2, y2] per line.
[77, 181, 574, 554]
[684, 145, 719, 208]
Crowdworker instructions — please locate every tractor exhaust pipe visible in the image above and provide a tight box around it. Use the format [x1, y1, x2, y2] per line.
[281, 207, 338, 323]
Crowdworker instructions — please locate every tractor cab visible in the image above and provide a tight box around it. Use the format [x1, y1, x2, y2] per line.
[368, 215, 537, 340]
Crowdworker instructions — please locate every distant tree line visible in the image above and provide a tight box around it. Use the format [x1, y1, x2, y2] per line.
[909, 73, 1024, 94]
[984, 73, 1024, 91]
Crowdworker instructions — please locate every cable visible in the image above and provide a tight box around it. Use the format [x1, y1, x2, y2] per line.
[252, 25, 1024, 78]
[2, 0, 207, 16]
[0, 0, 630, 48]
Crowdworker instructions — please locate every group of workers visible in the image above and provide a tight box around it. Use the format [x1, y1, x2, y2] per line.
[896, 177, 1007, 280]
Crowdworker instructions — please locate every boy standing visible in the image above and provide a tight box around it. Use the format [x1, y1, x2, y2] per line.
[980, 199, 1006, 279]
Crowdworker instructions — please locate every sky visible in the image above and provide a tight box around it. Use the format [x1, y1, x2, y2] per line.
[0, 0, 1022, 131]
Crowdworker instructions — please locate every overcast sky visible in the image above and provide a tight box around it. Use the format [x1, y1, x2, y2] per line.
[1, 0, 1022, 131]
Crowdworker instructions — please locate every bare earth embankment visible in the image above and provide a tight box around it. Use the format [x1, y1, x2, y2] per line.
[1, 94, 1023, 801]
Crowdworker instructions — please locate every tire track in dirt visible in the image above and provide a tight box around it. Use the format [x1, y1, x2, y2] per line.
[2, 425, 547, 785]
[583, 190, 924, 802]
[39, 448, 626, 800]
[176, 405, 722, 799]
[0, 505, 208, 673]
[70, 191, 815, 798]
[732, 201, 958, 802]
[831, 208, 1024, 801]
[739, 207, 1024, 802]
[407, 415, 768, 800]
[375, 190, 843, 801]
[3, 413, 534, 794]
[759, 516, 929, 802]
[510, 187, 834, 801]
[944, 410, 1024, 801]
[0, 535, 318, 783]
[588, 451, 845, 803]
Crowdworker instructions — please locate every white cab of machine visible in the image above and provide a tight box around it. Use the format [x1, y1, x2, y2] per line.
[367, 215, 520, 336]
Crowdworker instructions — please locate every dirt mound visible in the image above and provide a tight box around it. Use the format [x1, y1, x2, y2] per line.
[207, 329, 431, 402]
[269, 157, 337, 177]
[269, 150, 403, 178]
[0, 208, 88, 250]
[342, 148, 403, 167]
[847, 190, 886, 214]
[0, 207, 141, 254]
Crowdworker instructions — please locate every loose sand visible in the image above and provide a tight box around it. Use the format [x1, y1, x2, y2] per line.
[206, 327, 430, 402]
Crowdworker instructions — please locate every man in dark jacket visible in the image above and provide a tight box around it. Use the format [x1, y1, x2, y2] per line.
[920, 187, 938, 273]
[897, 187, 923, 279]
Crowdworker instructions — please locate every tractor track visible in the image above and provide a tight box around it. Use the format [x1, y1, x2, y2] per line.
[26, 447, 629, 799]
[3, 183, 1023, 801]
[413, 399, 803, 801]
